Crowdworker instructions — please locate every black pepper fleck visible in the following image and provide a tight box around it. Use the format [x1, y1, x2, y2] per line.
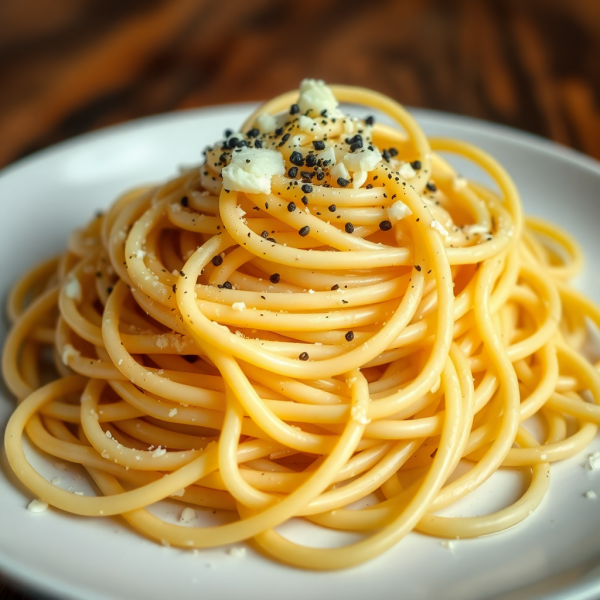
[290, 151, 304, 166]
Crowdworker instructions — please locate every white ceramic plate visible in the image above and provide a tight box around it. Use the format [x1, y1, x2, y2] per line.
[1, 104, 600, 600]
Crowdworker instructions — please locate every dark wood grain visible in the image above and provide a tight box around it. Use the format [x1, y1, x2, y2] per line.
[1, 0, 599, 597]
[1, 0, 599, 169]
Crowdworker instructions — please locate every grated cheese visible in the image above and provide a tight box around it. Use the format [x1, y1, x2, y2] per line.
[330, 162, 350, 182]
[388, 200, 412, 221]
[586, 451, 600, 470]
[297, 79, 344, 118]
[399, 163, 416, 180]
[27, 499, 48, 513]
[64, 277, 82, 302]
[152, 447, 167, 458]
[257, 113, 277, 133]
[180, 507, 196, 523]
[221, 147, 285, 195]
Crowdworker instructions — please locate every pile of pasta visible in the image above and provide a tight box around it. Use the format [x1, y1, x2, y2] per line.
[4, 83, 600, 570]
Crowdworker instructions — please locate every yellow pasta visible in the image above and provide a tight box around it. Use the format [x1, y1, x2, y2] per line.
[3, 80, 600, 570]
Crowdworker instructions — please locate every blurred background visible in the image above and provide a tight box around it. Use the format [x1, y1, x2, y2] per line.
[1, 0, 600, 171]
[0, 0, 599, 597]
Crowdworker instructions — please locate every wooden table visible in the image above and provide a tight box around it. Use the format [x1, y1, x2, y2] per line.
[1, 0, 599, 598]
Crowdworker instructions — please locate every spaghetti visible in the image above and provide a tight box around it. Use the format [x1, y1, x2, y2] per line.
[3, 80, 600, 570]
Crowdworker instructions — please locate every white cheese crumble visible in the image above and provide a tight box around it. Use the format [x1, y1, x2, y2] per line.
[330, 162, 350, 182]
[172, 488, 185, 497]
[64, 277, 82, 302]
[399, 163, 416, 180]
[152, 447, 167, 458]
[135, 249, 146, 259]
[105, 430, 112, 439]
[226, 547, 247, 558]
[221, 147, 285, 195]
[584, 490, 597, 499]
[342, 148, 382, 189]
[61, 344, 80, 365]
[169, 408, 178, 417]
[439, 540, 455, 551]
[431, 220, 449, 239]
[586, 451, 600, 470]
[180, 507, 196, 523]
[232, 302, 246, 311]
[155, 334, 168, 349]
[343, 118, 356, 136]
[27, 499, 48, 513]
[352, 171, 368, 189]
[256, 113, 277, 133]
[388, 200, 412, 221]
[297, 79, 344, 118]
[344, 149, 382, 173]
[298, 114, 318, 132]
